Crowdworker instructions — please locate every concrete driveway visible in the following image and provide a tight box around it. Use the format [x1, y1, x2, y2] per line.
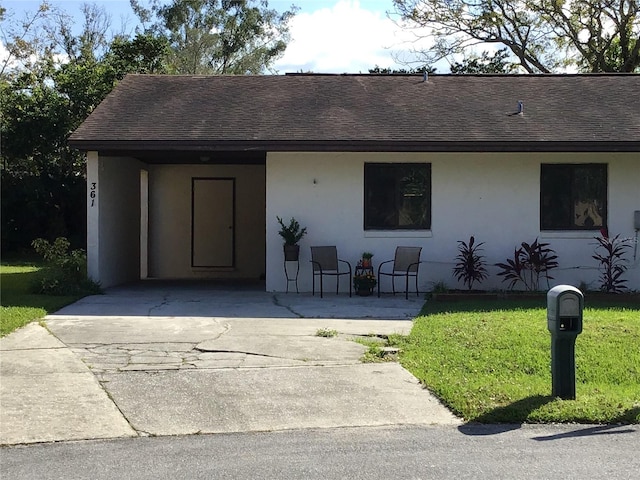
[0, 282, 459, 445]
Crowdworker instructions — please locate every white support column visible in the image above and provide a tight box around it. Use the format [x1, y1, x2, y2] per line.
[140, 169, 149, 279]
[86, 151, 100, 282]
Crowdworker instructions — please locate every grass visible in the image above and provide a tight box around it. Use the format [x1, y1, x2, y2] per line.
[355, 336, 393, 363]
[316, 327, 339, 338]
[0, 264, 83, 336]
[390, 299, 640, 424]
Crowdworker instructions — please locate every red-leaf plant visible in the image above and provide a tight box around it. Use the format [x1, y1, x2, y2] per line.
[495, 238, 559, 291]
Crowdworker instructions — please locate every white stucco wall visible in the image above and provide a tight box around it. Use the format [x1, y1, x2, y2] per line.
[148, 164, 265, 280]
[87, 153, 143, 288]
[266, 152, 640, 293]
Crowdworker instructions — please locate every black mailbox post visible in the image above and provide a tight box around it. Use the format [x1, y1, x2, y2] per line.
[547, 285, 583, 400]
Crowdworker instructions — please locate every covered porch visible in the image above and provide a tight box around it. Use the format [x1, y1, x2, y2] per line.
[86, 150, 266, 288]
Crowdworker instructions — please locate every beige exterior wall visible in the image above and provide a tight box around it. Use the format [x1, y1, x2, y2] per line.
[148, 164, 266, 280]
[266, 152, 640, 293]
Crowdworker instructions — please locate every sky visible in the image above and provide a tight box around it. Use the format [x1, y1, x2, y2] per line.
[2, 0, 436, 73]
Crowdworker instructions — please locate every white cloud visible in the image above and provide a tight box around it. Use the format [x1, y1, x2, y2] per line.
[274, 0, 433, 73]
[0, 41, 10, 68]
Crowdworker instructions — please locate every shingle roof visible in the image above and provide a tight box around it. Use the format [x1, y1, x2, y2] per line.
[69, 73, 640, 152]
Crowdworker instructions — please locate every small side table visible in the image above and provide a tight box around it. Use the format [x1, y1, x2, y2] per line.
[354, 261, 375, 296]
[354, 264, 374, 277]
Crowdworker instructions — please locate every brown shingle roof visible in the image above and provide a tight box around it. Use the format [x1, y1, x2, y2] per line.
[69, 73, 640, 152]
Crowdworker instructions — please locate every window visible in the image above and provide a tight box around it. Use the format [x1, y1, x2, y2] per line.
[364, 163, 431, 230]
[540, 164, 607, 230]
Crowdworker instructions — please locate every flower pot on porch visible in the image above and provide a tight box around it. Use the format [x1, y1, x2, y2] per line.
[356, 287, 373, 297]
[284, 244, 300, 261]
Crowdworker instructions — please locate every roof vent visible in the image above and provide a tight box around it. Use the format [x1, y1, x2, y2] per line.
[423, 71, 428, 82]
[517, 100, 524, 114]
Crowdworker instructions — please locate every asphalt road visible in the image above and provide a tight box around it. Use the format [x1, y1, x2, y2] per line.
[2, 424, 639, 480]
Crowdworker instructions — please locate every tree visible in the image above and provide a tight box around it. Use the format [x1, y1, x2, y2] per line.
[369, 48, 515, 74]
[43, 2, 112, 63]
[108, 33, 171, 75]
[369, 65, 436, 74]
[0, 1, 52, 78]
[450, 48, 518, 73]
[392, 0, 640, 73]
[1, 58, 88, 250]
[131, 0, 297, 74]
[0, 2, 169, 253]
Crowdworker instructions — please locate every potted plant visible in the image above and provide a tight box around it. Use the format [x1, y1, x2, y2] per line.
[277, 216, 307, 261]
[353, 272, 377, 296]
[361, 252, 374, 268]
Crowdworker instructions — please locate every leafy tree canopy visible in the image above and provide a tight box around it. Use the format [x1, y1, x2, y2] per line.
[369, 64, 436, 74]
[1, 2, 169, 174]
[370, 48, 517, 74]
[0, 1, 169, 252]
[131, 0, 298, 74]
[450, 48, 518, 74]
[392, 0, 640, 73]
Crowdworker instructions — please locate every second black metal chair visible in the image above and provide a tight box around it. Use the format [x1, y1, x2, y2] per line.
[377, 246, 423, 299]
[310, 246, 352, 298]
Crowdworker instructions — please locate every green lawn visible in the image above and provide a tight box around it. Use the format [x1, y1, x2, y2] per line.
[390, 299, 640, 424]
[0, 264, 82, 336]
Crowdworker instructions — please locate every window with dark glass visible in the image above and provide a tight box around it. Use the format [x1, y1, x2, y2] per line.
[364, 163, 431, 230]
[540, 164, 607, 230]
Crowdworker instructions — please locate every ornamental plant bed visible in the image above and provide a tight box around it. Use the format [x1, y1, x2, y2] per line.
[430, 290, 639, 304]
[430, 291, 546, 302]
[584, 292, 640, 305]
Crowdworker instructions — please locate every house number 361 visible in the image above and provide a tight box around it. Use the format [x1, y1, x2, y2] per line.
[90, 182, 97, 207]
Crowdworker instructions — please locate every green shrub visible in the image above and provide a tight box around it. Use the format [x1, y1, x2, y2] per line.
[30, 237, 101, 296]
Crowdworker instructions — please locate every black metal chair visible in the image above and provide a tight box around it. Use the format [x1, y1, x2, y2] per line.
[377, 246, 423, 299]
[310, 246, 352, 298]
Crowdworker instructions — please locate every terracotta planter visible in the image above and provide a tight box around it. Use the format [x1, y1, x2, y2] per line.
[283, 244, 300, 261]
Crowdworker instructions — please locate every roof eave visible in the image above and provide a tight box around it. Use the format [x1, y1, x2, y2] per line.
[68, 139, 640, 153]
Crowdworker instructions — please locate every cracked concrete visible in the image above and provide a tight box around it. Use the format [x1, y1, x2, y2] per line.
[1, 283, 460, 445]
[52, 320, 372, 374]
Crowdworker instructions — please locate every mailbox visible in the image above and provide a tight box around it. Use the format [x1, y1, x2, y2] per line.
[547, 285, 583, 336]
[547, 285, 584, 400]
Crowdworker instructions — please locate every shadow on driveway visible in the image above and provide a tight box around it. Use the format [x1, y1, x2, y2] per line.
[49, 280, 423, 320]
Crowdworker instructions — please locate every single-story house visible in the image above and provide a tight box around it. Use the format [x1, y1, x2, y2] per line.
[69, 73, 640, 293]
